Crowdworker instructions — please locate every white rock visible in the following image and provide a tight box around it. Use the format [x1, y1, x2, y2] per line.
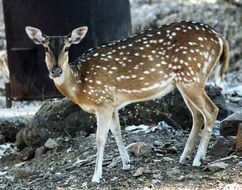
[236, 161, 242, 167]
[0, 171, 7, 176]
[207, 162, 228, 172]
[163, 157, 175, 162]
[44, 138, 58, 149]
[133, 167, 145, 177]
[221, 183, 242, 190]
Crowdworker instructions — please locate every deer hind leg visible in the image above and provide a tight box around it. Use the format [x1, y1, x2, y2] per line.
[92, 108, 113, 183]
[177, 84, 219, 166]
[177, 85, 204, 164]
[192, 93, 218, 166]
[110, 111, 130, 170]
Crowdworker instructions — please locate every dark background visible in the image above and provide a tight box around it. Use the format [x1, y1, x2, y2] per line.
[3, 0, 131, 100]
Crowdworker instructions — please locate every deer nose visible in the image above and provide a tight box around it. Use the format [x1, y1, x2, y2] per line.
[51, 66, 62, 77]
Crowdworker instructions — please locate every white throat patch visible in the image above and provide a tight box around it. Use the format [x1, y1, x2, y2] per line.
[53, 72, 65, 86]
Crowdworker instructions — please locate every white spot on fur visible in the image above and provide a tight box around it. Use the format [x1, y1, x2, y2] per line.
[96, 80, 102, 85]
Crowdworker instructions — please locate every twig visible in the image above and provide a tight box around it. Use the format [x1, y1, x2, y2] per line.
[64, 128, 72, 137]
[73, 154, 112, 167]
[209, 155, 238, 164]
[107, 157, 122, 168]
[160, 112, 182, 130]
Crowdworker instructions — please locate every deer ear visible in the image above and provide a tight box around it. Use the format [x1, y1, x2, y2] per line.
[69, 26, 88, 44]
[25, 26, 45, 44]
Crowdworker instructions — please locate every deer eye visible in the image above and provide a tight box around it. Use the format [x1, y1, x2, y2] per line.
[64, 47, 69, 52]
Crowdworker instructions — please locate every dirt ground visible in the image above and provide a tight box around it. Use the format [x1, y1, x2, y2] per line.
[0, 126, 242, 190]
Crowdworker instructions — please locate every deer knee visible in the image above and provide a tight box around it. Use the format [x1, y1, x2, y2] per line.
[210, 105, 219, 120]
[195, 111, 203, 121]
[204, 105, 219, 127]
[213, 106, 219, 115]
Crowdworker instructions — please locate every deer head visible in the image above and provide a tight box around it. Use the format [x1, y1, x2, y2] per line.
[25, 26, 88, 78]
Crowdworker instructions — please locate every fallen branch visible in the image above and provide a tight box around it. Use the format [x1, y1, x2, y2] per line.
[73, 154, 112, 167]
[209, 155, 238, 164]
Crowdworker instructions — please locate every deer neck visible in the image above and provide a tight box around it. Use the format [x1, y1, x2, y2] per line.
[53, 62, 82, 100]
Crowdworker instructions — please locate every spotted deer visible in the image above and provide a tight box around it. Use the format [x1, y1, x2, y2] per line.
[25, 21, 229, 182]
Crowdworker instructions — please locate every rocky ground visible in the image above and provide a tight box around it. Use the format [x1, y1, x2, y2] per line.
[0, 125, 242, 190]
[0, 0, 242, 190]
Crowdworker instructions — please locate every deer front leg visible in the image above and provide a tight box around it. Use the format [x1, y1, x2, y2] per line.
[110, 111, 130, 170]
[92, 108, 113, 183]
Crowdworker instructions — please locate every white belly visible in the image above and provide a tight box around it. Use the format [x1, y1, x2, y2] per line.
[115, 78, 175, 110]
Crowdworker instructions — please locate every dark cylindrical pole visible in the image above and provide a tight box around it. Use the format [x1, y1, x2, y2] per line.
[5, 82, 12, 108]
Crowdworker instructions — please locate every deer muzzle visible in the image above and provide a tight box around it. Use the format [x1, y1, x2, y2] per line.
[50, 65, 62, 78]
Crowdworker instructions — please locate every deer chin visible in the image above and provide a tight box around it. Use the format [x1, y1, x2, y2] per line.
[51, 72, 65, 86]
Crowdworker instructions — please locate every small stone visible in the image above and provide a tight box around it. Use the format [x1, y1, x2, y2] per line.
[12, 167, 33, 180]
[44, 171, 52, 179]
[110, 177, 118, 181]
[38, 172, 45, 177]
[0, 134, 5, 144]
[133, 167, 145, 177]
[0, 171, 7, 176]
[44, 138, 58, 149]
[154, 148, 167, 154]
[82, 181, 88, 188]
[236, 161, 242, 167]
[220, 111, 242, 137]
[152, 173, 162, 179]
[167, 145, 178, 153]
[144, 186, 154, 190]
[153, 141, 162, 146]
[221, 183, 242, 190]
[55, 187, 66, 190]
[35, 146, 46, 159]
[163, 157, 175, 162]
[160, 141, 173, 149]
[126, 142, 152, 157]
[19, 147, 35, 161]
[144, 169, 152, 174]
[156, 153, 163, 157]
[208, 137, 235, 159]
[139, 144, 152, 157]
[14, 162, 26, 168]
[177, 175, 186, 181]
[207, 162, 228, 172]
[166, 168, 181, 177]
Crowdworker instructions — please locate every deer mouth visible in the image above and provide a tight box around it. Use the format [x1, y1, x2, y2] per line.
[49, 72, 62, 79]
[49, 66, 63, 78]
